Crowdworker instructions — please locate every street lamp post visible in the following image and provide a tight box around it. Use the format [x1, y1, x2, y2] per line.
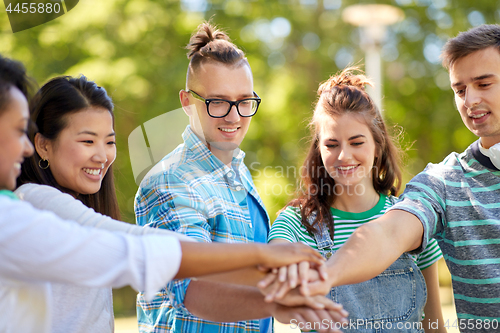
[342, 4, 404, 112]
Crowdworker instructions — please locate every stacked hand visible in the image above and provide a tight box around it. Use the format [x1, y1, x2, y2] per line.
[260, 258, 333, 299]
[258, 242, 326, 270]
[258, 260, 328, 300]
[257, 246, 347, 332]
[267, 278, 348, 333]
[271, 298, 348, 333]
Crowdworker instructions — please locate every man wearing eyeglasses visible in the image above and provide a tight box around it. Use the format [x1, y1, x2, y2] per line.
[180, 81, 260, 166]
[134, 22, 344, 333]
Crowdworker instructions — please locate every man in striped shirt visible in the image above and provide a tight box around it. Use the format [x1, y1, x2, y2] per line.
[301, 24, 500, 331]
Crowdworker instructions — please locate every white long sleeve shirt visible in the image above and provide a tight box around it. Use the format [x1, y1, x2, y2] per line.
[0, 193, 182, 333]
[12, 183, 192, 333]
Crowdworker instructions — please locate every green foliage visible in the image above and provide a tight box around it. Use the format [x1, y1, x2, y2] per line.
[2, 0, 497, 316]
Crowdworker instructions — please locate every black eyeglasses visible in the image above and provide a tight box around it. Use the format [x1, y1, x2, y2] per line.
[187, 90, 261, 118]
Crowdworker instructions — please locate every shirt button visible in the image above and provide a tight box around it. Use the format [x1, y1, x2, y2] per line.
[325, 252, 332, 259]
[236, 186, 242, 191]
[227, 172, 233, 178]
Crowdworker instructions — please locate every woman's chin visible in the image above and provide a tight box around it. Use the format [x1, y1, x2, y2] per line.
[66, 184, 101, 196]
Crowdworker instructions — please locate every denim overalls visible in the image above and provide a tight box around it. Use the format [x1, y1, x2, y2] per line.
[309, 214, 427, 333]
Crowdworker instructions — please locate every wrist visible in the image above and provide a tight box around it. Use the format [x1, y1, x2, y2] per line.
[254, 243, 267, 266]
[265, 300, 279, 317]
[325, 262, 338, 287]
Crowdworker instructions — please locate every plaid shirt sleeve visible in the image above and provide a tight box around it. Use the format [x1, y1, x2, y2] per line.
[136, 171, 213, 240]
[135, 171, 213, 309]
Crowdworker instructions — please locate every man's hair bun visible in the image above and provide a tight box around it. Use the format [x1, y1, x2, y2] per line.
[186, 22, 246, 67]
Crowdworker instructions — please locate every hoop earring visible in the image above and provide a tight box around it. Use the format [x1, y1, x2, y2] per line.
[38, 158, 50, 170]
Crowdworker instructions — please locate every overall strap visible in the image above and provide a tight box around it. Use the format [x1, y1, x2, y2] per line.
[306, 211, 334, 250]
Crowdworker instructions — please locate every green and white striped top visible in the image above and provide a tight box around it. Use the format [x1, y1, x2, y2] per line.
[269, 193, 442, 270]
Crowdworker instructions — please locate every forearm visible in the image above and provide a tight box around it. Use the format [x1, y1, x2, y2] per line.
[185, 280, 350, 331]
[176, 242, 265, 279]
[326, 210, 423, 287]
[199, 267, 266, 286]
[176, 241, 324, 279]
[184, 280, 274, 321]
[421, 262, 447, 333]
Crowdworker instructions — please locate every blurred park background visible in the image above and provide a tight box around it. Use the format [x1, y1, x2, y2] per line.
[1, 0, 498, 318]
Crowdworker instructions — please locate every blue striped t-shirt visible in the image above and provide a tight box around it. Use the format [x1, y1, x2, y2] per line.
[391, 140, 500, 322]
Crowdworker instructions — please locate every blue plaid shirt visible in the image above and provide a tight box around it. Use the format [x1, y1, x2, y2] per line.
[135, 125, 270, 333]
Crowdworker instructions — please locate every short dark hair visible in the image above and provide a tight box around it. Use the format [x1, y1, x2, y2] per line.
[0, 54, 35, 115]
[18, 75, 120, 220]
[441, 24, 500, 69]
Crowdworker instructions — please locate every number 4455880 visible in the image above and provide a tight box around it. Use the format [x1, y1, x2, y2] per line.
[444, 319, 499, 330]
[6, 2, 61, 14]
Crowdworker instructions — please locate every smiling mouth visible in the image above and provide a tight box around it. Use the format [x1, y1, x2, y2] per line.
[336, 165, 358, 171]
[470, 112, 489, 119]
[219, 127, 239, 133]
[83, 168, 102, 176]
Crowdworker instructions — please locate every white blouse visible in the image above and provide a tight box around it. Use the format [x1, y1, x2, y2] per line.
[1, 186, 184, 333]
